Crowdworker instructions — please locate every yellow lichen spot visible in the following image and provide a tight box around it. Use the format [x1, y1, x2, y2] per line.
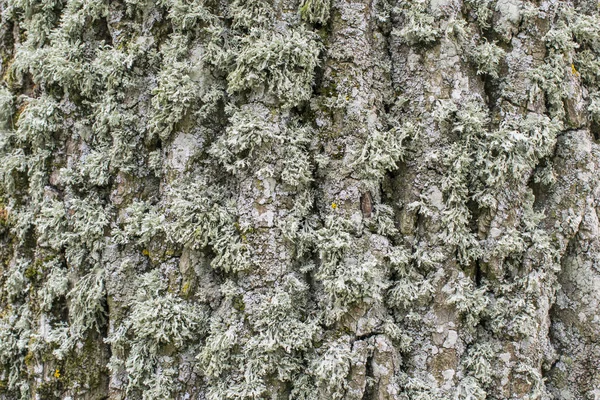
[571, 63, 579, 76]
[181, 281, 191, 296]
[54, 369, 60, 379]
[142, 249, 149, 256]
[331, 202, 338, 209]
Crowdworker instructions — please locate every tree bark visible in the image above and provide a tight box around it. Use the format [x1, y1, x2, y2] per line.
[0, 0, 599, 399]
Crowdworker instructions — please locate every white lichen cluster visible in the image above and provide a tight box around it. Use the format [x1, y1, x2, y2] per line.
[106, 270, 207, 399]
[393, 0, 440, 45]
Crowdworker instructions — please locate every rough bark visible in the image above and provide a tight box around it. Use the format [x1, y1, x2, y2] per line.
[0, 0, 599, 399]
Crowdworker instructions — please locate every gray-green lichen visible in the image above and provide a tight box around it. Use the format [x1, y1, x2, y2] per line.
[0, 0, 599, 399]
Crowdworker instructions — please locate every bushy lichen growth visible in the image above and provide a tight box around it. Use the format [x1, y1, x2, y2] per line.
[392, 0, 440, 45]
[209, 104, 313, 186]
[299, 0, 331, 25]
[315, 216, 390, 321]
[0, 0, 599, 398]
[227, 27, 321, 107]
[470, 41, 506, 79]
[464, 0, 494, 29]
[107, 270, 206, 399]
[199, 275, 320, 399]
[149, 59, 198, 141]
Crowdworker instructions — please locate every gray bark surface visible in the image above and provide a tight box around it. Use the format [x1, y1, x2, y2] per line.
[0, 0, 599, 399]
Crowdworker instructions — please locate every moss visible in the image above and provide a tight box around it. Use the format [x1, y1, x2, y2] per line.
[23, 265, 40, 281]
[232, 295, 246, 311]
[164, 248, 176, 257]
[22, 351, 34, 368]
[60, 332, 109, 395]
[0, 207, 8, 227]
[36, 381, 62, 400]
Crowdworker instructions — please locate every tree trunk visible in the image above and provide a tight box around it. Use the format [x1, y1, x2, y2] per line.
[0, 0, 599, 398]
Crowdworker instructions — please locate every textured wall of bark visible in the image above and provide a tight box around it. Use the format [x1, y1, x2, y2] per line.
[0, 0, 599, 399]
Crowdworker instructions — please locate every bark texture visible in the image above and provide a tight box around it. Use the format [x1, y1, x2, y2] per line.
[0, 0, 599, 399]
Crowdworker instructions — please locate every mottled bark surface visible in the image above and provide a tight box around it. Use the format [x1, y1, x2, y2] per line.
[0, 0, 599, 399]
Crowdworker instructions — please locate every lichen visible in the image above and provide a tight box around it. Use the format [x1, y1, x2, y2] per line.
[0, 0, 599, 398]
